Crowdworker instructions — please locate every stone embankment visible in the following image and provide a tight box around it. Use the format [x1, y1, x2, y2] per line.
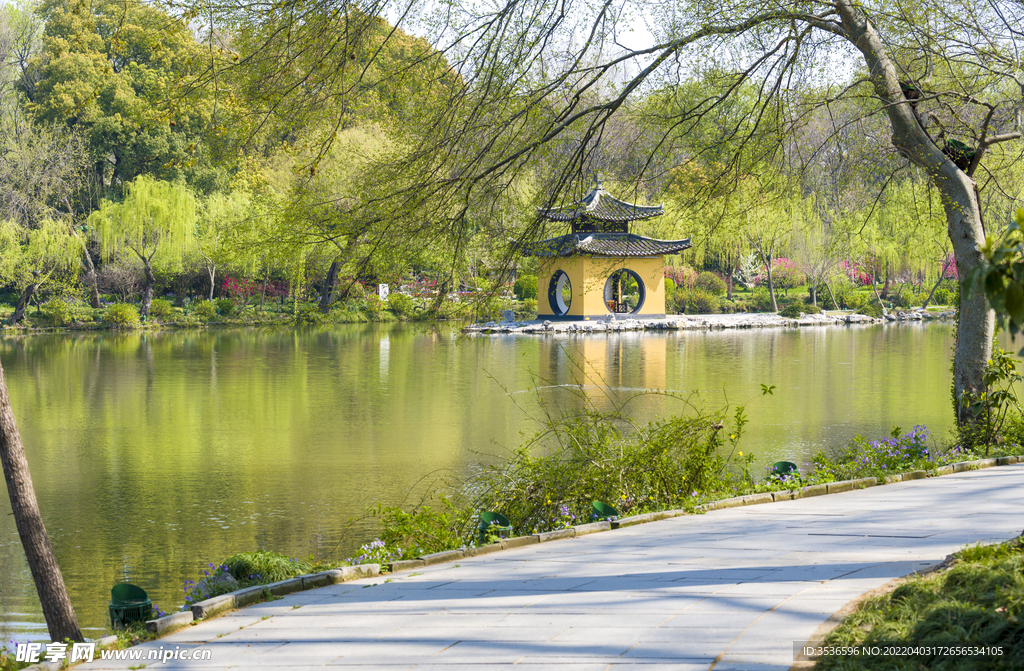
[465, 308, 956, 335]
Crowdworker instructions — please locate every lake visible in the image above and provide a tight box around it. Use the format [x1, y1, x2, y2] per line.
[0, 320, 957, 642]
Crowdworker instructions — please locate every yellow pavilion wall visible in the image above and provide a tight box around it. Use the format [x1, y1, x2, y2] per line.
[537, 256, 666, 318]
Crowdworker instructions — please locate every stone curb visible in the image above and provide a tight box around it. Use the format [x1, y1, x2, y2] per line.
[142, 565, 381, 636]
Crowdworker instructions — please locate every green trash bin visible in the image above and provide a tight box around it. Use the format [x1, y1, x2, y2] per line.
[770, 461, 799, 477]
[109, 583, 152, 629]
[478, 511, 512, 545]
[591, 501, 619, 521]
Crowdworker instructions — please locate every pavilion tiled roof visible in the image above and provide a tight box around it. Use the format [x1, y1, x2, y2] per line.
[524, 233, 692, 258]
[538, 182, 664, 223]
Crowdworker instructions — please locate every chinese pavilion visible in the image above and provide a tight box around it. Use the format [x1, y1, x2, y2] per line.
[525, 180, 691, 319]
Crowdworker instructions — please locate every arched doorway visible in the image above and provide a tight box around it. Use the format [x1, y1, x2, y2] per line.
[547, 270, 572, 315]
[604, 269, 645, 314]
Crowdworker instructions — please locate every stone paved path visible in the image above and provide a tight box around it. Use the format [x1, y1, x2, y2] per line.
[89, 465, 1024, 670]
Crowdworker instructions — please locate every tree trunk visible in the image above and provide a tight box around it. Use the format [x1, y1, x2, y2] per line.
[764, 263, 778, 312]
[141, 259, 155, 317]
[319, 260, 341, 313]
[8, 280, 41, 325]
[0, 358, 84, 642]
[81, 250, 101, 309]
[921, 272, 947, 310]
[825, 282, 839, 310]
[836, 0, 993, 425]
[207, 264, 216, 302]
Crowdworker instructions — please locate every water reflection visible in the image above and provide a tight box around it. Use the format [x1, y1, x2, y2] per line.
[0, 321, 956, 642]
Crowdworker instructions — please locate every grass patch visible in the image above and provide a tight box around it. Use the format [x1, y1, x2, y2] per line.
[815, 537, 1024, 670]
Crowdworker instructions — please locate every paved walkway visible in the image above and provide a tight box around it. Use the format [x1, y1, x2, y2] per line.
[91, 466, 1024, 671]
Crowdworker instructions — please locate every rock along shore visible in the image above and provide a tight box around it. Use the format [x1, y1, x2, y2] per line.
[464, 308, 956, 335]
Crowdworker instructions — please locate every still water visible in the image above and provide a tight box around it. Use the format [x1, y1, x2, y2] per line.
[0, 321, 956, 642]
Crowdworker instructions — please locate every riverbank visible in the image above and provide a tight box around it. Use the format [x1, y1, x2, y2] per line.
[464, 308, 956, 334]
[30, 462, 1023, 671]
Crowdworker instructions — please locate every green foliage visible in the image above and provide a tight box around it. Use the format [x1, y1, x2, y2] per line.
[104, 302, 140, 329]
[809, 426, 944, 482]
[346, 539, 400, 566]
[149, 298, 174, 320]
[779, 304, 803, 318]
[468, 395, 736, 537]
[44, 298, 75, 326]
[695, 271, 727, 296]
[859, 301, 884, 318]
[934, 286, 957, 307]
[90, 176, 197, 270]
[521, 297, 538, 315]
[32, 0, 229, 196]
[387, 292, 415, 316]
[817, 537, 1024, 670]
[194, 300, 218, 321]
[222, 551, 311, 583]
[216, 298, 236, 317]
[294, 304, 326, 325]
[679, 288, 718, 314]
[958, 348, 1024, 454]
[513, 275, 538, 300]
[966, 209, 1024, 337]
[371, 498, 473, 559]
[749, 287, 775, 312]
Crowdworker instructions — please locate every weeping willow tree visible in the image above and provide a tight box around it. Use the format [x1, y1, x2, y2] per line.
[0, 219, 81, 324]
[89, 176, 197, 316]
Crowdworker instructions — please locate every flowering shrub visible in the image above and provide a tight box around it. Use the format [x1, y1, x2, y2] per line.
[347, 539, 400, 566]
[220, 276, 259, 304]
[810, 426, 934, 480]
[665, 265, 698, 288]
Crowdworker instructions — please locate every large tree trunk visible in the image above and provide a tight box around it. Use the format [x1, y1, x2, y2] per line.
[836, 0, 993, 426]
[141, 258, 156, 317]
[8, 279, 41, 325]
[319, 260, 341, 313]
[0, 359, 84, 642]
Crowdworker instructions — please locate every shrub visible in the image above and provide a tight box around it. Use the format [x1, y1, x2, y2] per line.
[695, 271, 727, 296]
[718, 298, 737, 314]
[859, 301, 884, 318]
[222, 551, 311, 583]
[44, 298, 75, 326]
[749, 287, 775, 312]
[779, 304, 803, 318]
[513, 275, 538, 300]
[521, 297, 538, 315]
[216, 298, 236, 316]
[363, 294, 385, 320]
[104, 303, 140, 329]
[680, 288, 718, 314]
[149, 298, 174, 320]
[933, 286, 957, 307]
[388, 292, 416, 316]
[295, 304, 326, 325]
[194, 300, 217, 320]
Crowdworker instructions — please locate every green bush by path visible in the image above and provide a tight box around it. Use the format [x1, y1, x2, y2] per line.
[816, 537, 1024, 670]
